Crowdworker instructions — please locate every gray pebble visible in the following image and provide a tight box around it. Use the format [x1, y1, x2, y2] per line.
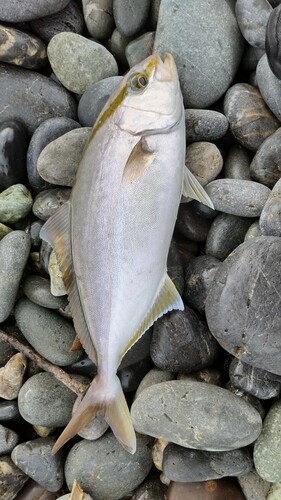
[0, 424, 18, 455]
[29, 220, 44, 249]
[185, 142, 223, 186]
[37, 128, 91, 187]
[0, 0, 71, 22]
[224, 83, 279, 151]
[78, 76, 122, 126]
[39, 240, 52, 274]
[185, 109, 228, 143]
[0, 401, 20, 421]
[205, 179, 271, 217]
[132, 476, 167, 500]
[223, 144, 251, 180]
[32, 188, 71, 221]
[254, 399, 281, 481]
[0, 231, 30, 322]
[242, 46, 265, 71]
[118, 357, 152, 393]
[14, 297, 83, 366]
[176, 204, 212, 242]
[131, 381, 262, 451]
[31, 1, 84, 43]
[113, 0, 150, 37]
[260, 178, 281, 235]
[83, 0, 114, 40]
[120, 329, 152, 369]
[65, 432, 153, 500]
[257, 53, 281, 121]
[0, 455, 28, 499]
[154, 0, 244, 108]
[225, 384, 266, 421]
[0, 353, 27, 400]
[107, 28, 132, 67]
[126, 32, 155, 67]
[235, 0, 272, 49]
[206, 213, 252, 261]
[167, 241, 185, 296]
[250, 128, 281, 188]
[11, 437, 64, 492]
[184, 255, 221, 314]
[48, 33, 118, 94]
[0, 24, 47, 70]
[22, 275, 67, 309]
[0, 184, 32, 224]
[72, 394, 108, 440]
[229, 358, 281, 399]
[244, 220, 262, 240]
[238, 470, 271, 500]
[134, 368, 175, 400]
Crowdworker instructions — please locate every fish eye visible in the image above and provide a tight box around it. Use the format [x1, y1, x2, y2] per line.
[130, 73, 148, 91]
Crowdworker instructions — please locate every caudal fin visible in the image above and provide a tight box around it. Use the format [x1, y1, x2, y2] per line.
[52, 375, 136, 455]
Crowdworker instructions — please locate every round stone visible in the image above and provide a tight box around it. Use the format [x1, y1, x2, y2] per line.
[223, 145, 251, 180]
[0, 120, 28, 189]
[0, 0, 71, 22]
[134, 368, 175, 400]
[241, 46, 265, 71]
[260, 178, 281, 235]
[256, 53, 281, 121]
[118, 358, 152, 393]
[185, 110, 229, 143]
[113, 0, 151, 37]
[0, 401, 20, 421]
[78, 76, 122, 126]
[266, 4, 281, 79]
[229, 358, 281, 399]
[185, 142, 223, 187]
[206, 213, 252, 261]
[238, 470, 271, 500]
[235, 0, 272, 49]
[107, 28, 132, 67]
[176, 204, 212, 242]
[125, 32, 155, 68]
[167, 478, 246, 500]
[184, 255, 221, 314]
[0, 456, 28, 499]
[22, 275, 67, 309]
[244, 220, 262, 240]
[31, 1, 85, 43]
[254, 399, 281, 481]
[0, 184, 32, 224]
[250, 128, 281, 187]
[32, 188, 71, 221]
[82, 0, 114, 40]
[0, 353, 27, 400]
[132, 476, 167, 500]
[0, 25, 47, 70]
[0, 424, 18, 455]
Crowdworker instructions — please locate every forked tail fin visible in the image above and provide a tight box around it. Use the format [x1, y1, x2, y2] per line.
[52, 375, 136, 455]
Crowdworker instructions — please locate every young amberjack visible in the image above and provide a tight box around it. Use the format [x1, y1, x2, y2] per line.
[40, 53, 213, 455]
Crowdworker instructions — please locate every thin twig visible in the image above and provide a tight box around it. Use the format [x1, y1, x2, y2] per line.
[0, 329, 89, 396]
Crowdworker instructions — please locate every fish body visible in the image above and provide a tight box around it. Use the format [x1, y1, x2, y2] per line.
[40, 53, 213, 454]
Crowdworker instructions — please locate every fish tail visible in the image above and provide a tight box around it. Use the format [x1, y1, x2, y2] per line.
[52, 374, 136, 455]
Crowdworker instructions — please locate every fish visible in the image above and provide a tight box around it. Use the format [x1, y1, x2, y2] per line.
[40, 53, 213, 455]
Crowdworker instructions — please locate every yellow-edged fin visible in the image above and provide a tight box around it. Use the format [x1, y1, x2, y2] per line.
[70, 480, 84, 500]
[182, 167, 214, 209]
[69, 335, 83, 352]
[39, 202, 97, 364]
[120, 274, 184, 360]
[105, 390, 136, 454]
[122, 137, 155, 184]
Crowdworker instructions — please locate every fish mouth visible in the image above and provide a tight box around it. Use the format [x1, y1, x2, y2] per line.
[163, 53, 177, 77]
[149, 52, 178, 82]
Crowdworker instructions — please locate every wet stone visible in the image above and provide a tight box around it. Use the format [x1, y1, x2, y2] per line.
[22, 275, 67, 309]
[78, 76, 122, 127]
[0, 401, 20, 421]
[238, 470, 271, 500]
[256, 53, 281, 121]
[0, 353, 27, 400]
[205, 179, 270, 217]
[244, 220, 262, 240]
[167, 478, 246, 500]
[0, 120, 28, 189]
[83, 0, 114, 40]
[229, 358, 281, 399]
[65, 433, 153, 500]
[266, 4, 281, 79]
[0, 231, 31, 322]
[260, 178, 281, 235]
[254, 399, 281, 481]
[113, 0, 150, 37]
[250, 128, 281, 188]
[151, 308, 219, 373]
[31, 1, 84, 43]
[235, 0, 272, 49]
[0, 455, 28, 499]
[134, 368, 175, 400]
[0, 24, 47, 70]
[184, 255, 221, 314]
[37, 128, 91, 187]
[185, 142, 223, 187]
[131, 381, 262, 451]
[223, 145, 251, 180]
[132, 476, 167, 500]
[0, 184, 32, 224]
[14, 297, 83, 367]
[185, 110, 229, 143]
[107, 28, 132, 67]
[206, 213, 252, 261]
[0, 0, 71, 22]
[32, 188, 71, 221]
[126, 32, 155, 67]
[205, 236, 281, 375]
[224, 83, 279, 151]
[48, 33, 118, 94]
[176, 204, 212, 242]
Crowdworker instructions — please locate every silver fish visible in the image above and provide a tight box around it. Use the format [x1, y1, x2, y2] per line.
[40, 53, 213, 455]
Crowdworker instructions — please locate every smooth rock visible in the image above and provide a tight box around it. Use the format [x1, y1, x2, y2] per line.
[244, 220, 262, 240]
[33, 425, 55, 438]
[226, 382, 266, 420]
[107, 28, 132, 66]
[0, 424, 18, 455]
[0, 184, 32, 224]
[205, 236, 281, 375]
[32, 188, 71, 221]
[260, 178, 281, 235]
[238, 470, 271, 500]
[151, 308, 219, 373]
[65, 433, 153, 500]
[0, 24, 47, 70]
[254, 399, 281, 481]
[0, 231, 31, 322]
[0, 455, 28, 499]
[242, 46, 265, 71]
[31, 1, 84, 43]
[176, 204, 212, 242]
[223, 144, 251, 180]
[152, 439, 168, 471]
[39, 240, 52, 275]
[14, 297, 83, 366]
[235, 0, 272, 49]
[118, 358, 152, 393]
[113, 0, 150, 37]
[83, 0, 114, 40]
[163, 443, 253, 482]
[0, 401, 20, 421]
[167, 241, 185, 296]
[11, 437, 64, 492]
[48, 33, 118, 94]
[266, 4, 281, 79]
[224, 83, 279, 151]
[126, 32, 155, 67]
[229, 358, 281, 399]
[66, 355, 96, 379]
[184, 256, 221, 313]
[206, 213, 252, 261]
[185, 142, 223, 187]
[78, 76, 122, 126]
[205, 179, 270, 217]
[178, 368, 222, 387]
[0, 353, 27, 400]
[17, 480, 61, 500]
[0, 223, 12, 240]
[185, 110, 228, 143]
[256, 53, 281, 121]
[250, 128, 281, 187]
[132, 476, 167, 500]
[48, 250, 67, 297]
[134, 368, 175, 400]
[0, 63, 77, 135]
[30, 220, 43, 249]
[0, 0, 71, 22]
[18, 372, 82, 427]
[37, 128, 91, 187]
[22, 275, 67, 309]
[167, 478, 246, 500]
[154, 0, 244, 108]
[0, 120, 28, 189]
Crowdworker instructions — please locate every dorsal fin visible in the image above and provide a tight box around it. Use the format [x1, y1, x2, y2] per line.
[40, 202, 97, 364]
[182, 167, 214, 208]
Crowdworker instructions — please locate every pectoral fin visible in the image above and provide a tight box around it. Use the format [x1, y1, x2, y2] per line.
[182, 167, 214, 209]
[122, 137, 155, 184]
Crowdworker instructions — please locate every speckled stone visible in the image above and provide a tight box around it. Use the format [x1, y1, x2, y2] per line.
[30, 220, 43, 249]
[206, 213, 252, 261]
[0, 120, 28, 189]
[254, 399, 281, 481]
[185, 142, 223, 187]
[244, 220, 262, 240]
[78, 76, 122, 126]
[32, 188, 71, 221]
[65, 433, 153, 500]
[107, 28, 132, 66]
[0, 24, 47, 70]
[266, 4, 281, 79]
[0, 455, 28, 499]
[0, 0, 71, 22]
[0, 353, 27, 400]
[48, 33, 118, 94]
[83, 0, 114, 40]
[185, 110, 229, 143]
[0, 401, 20, 421]
[126, 32, 155, 67]
[226, 382, 266, 420]
[31, 1, 84, 43]
[48, 249, 67, 297]
[223, 145, 251, 180]
[235, 0, 272, 49]
[176, 204, 212, 242]
[260, 178, 281, 235]
[0, 184, 32, 224]
[22, 275, 67, 309]
[167, 241, 185, 297]
[250, 128, 281, 188]
[257, 53, 281, 121]
[113, 0, 150, 37]
[229, 358, 281, 399]
[178, 368, 222, 386]
[238, 470, 271, 500]
[0, 424, 18, 455]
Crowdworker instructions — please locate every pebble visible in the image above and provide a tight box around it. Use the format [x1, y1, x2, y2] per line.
[225, 382, 266, 420]
[83, 0, 114, 40]
[205, 179, 270, 217]
[31, 1, 84, 43]
[176, 204, 212, 242]
[0, 401, 20, 421]
[126, 32, 155, 67]
[205, 236, 281, 375]
[229, 358, 281, 399]
[223, 145, 251, 180]
[107, 28, 132, 67]
[266, 4, 281, 79]
[185, 110, 229, 143]
[0, 0, 71, 22]
[256, 53, 281, 121]
[30, 220, 43, 249]
[154, 0, 244, 108]
[0, 223, 12, 240]
[250, 128, 281, 188]
[0, 63, 77, 135]
[163, 443, 253, 482]
[0, 338, 16, 368]
[0, 231, 31, 322]
[152, 439, 168, 471]
[132, 476, 167, 499]
[0, 184, 32, 224]
[78, 76, 122, 126]
[18, 372, 80, 427]
[131, 381, 262, 451]
[167, 241, 185, 297]
[47, 33, 118, 94]
[242, 46, 265, 71]
[66, 355, 96, 379]
[22, 275, 67, 309]
[167, 478, 247, 500]
[185, 142, 223, 187]
[244, 220, 262, 240]
[32, 188, 71, 221]
[206, 213, 252, 261]
[235, 0, 272, 49]
[0, 24, 47, 70]
[0, 424, 19, 455]
[238, 470, 271, 500]
[39, 240, 52, 275]
[33, 425, 55, 438]
[37, 127, 91, 187]
[224, 83, 279, 151]
[14, 297, 83, 366]
[260, 178, 281, 235]
[17, 480, 60, 500]
[254, 399, 281, 481]
[178, 368, 222, 387]
[0, 120, 28, 189]
[27, 117, 80, 192]
[48, 250, 68, 297]
[65, 433, 153, 500]
[151, 308, 219, 373]
[184, 256, 221, 314]
[0, 455, 28, 499]
[113, 0, 150, 37]
[135, 368, 175, 401]
[0, 353, 27, 400]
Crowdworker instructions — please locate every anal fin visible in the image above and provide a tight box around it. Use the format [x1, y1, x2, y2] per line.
[182, 167, 214, 209]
